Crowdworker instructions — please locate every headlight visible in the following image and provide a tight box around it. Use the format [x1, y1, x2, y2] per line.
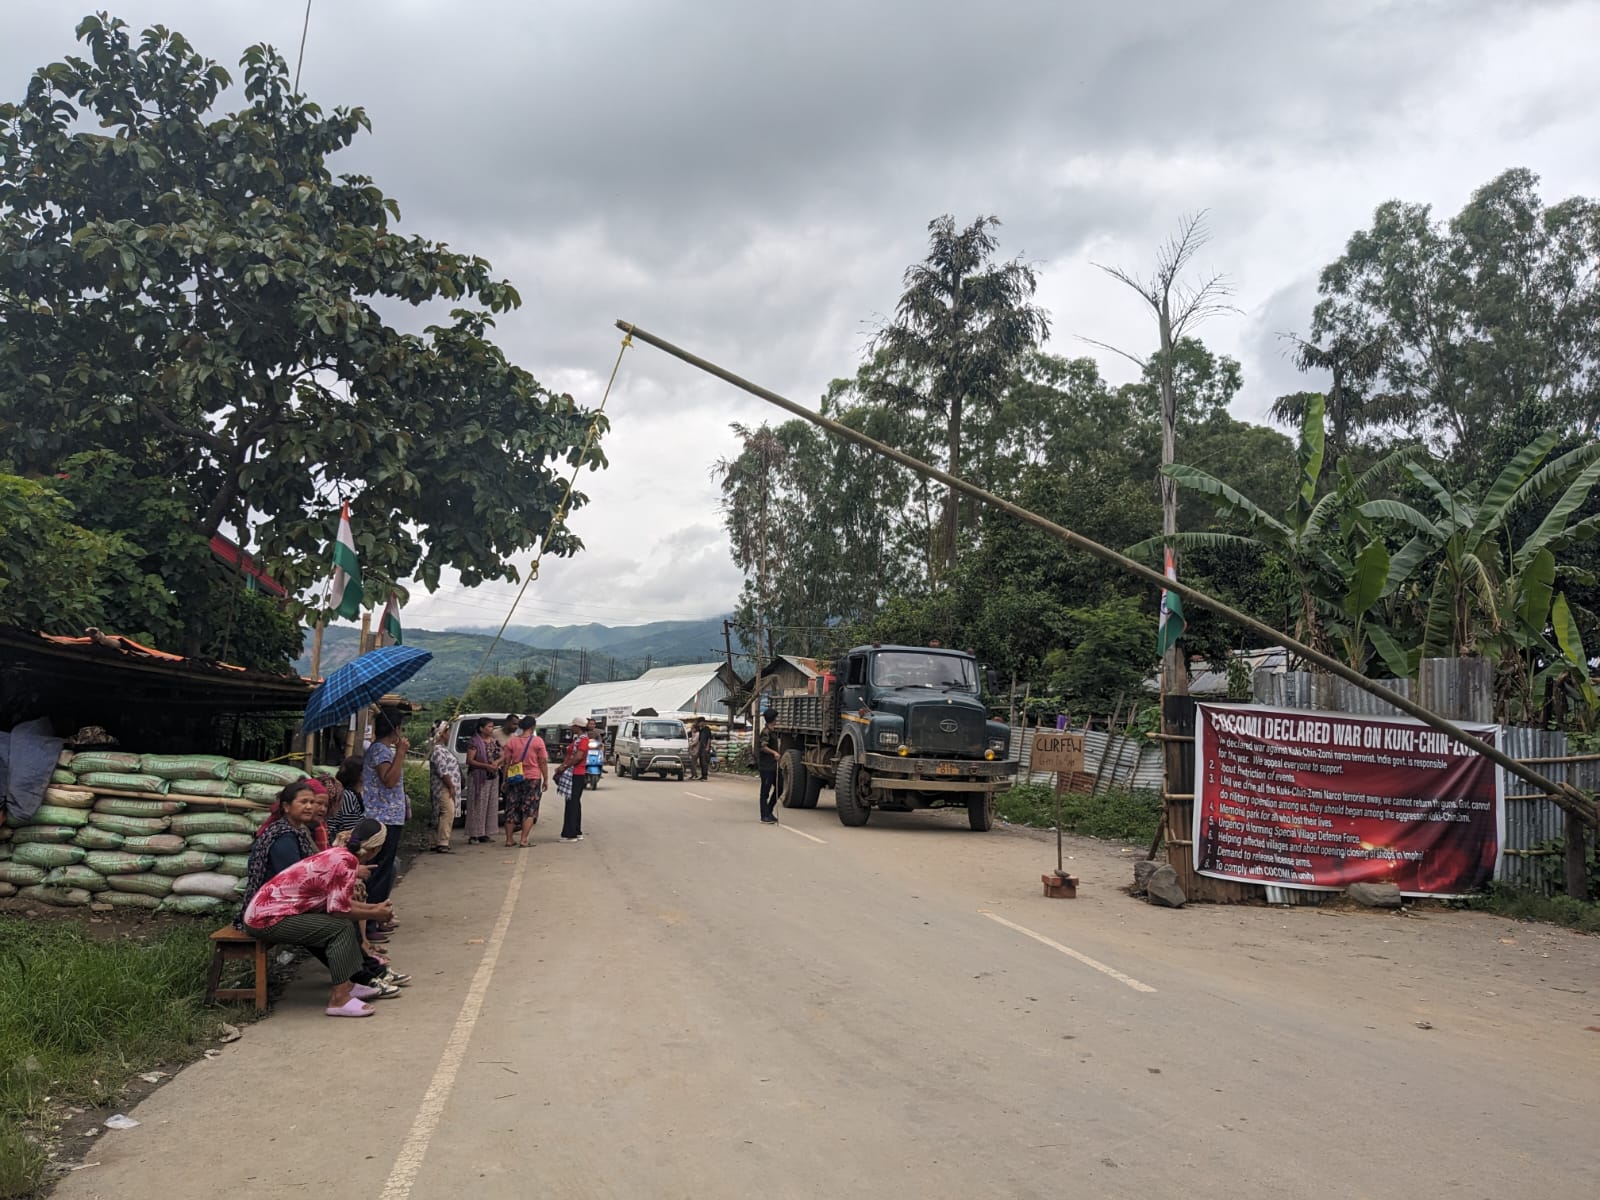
[897, 745, 911, 757]
[985, 749, 996, 760]
[878, 732, 900, 747]
[987, 738, 1005, 752]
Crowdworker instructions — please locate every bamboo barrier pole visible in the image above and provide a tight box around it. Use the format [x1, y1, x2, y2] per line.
[615, 318, 1597, 828]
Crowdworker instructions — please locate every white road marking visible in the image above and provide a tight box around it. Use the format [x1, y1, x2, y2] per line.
[978, 910, 1157, 994]
[684, 791, 717, 802]
[776, 824, 828, 845]
[378, 847, 531, 1200]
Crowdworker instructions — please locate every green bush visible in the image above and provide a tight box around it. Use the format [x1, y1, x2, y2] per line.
[0, 917, 224, 1198]
[402, 761, 435, 851]
[995, 782, 1161, 843]
[1466, 884, 1600, 934]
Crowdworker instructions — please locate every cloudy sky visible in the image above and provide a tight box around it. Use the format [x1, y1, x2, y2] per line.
[8, 1, 1600, 633]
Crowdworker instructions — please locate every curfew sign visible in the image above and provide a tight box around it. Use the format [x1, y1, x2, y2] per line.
[1193, 702, 1503, 896]
[1031, 731, 1084, 776]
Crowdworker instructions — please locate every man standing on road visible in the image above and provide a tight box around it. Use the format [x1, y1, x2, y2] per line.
[757, 713, 781, 824]
[559, 718, 590, 843]
[692, 717, 713, 780]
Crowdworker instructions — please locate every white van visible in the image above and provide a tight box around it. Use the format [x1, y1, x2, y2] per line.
[613, 716, 690, 781]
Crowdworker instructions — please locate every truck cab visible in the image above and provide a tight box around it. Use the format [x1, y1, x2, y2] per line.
[770, 644, 1016, 831]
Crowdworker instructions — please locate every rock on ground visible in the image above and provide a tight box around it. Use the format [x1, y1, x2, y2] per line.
[1145, 864, 1187, 908]
[1133, 859, 1160, 894]
[1346, 882, 1403, 908]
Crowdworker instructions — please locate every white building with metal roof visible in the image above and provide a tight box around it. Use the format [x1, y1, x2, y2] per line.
[533, 662, 741, 726]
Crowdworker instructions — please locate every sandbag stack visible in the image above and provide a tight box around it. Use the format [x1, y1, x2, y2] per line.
[1, 750, 314, 916]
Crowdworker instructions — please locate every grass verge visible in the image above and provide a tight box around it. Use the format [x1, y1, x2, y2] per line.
[0, 916, 223, 1198]
[1465, 884, 1600, 934]
[996, 782, 1162, 844]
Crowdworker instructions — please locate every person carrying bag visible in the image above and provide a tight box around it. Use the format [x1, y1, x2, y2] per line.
[501, 717, 548, 848]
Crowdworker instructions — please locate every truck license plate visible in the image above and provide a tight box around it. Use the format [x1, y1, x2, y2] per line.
[935, 763, 960, 776]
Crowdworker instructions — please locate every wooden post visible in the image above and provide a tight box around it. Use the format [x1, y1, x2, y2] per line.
[1566, 812, 1591, 902]
[303, 620, 326, 770]
[344, 611, 372, 758]
[1055, 769, 1065, 876]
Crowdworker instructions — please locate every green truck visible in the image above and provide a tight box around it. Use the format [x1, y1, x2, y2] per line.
[768, 644, 1016, 830]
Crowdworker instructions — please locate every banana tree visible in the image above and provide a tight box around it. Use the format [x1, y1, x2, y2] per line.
[1358, 430, 1600, 721]
[1129, 393, 1416, 674]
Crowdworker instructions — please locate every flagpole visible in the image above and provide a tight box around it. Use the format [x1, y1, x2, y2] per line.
[303, 619, 326, 771]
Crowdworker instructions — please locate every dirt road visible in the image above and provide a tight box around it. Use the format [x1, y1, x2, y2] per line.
[53, 771, 1600, 1199]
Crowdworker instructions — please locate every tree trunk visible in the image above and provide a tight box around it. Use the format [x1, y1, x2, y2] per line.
[942, 391, 963, 577]
[1158, 297, 1188, 695]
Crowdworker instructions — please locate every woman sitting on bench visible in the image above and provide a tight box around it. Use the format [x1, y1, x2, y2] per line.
[241, 818, 397, 1018]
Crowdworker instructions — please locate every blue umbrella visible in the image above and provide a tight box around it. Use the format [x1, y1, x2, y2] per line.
[302, 645, 433, 734]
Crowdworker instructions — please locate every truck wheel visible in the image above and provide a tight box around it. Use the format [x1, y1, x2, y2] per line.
[799, 770, 823, 809]
[834, 756, 872, 827]
[777, 749, 804, 808]
[967, 791, 995, 832]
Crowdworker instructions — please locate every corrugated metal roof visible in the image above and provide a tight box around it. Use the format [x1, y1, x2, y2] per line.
[533, 663, 731, 725]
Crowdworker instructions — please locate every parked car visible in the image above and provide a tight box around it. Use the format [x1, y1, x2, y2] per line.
[613, 716, 690, 780]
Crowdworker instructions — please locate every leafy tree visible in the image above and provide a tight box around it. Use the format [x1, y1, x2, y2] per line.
[714, 422, 787, 661]
[514, 664, 555, 715]
[48, 449, 302, 667]
[0, 474, 138, 632]
[869, 215, 1049, 574]
[1269, 329, 1401, 470]
[460, 675, 526, 716]
[1307, 168, 1600, 464]
[0, 15, 602, 631]
[1043, 599, 1157, 710]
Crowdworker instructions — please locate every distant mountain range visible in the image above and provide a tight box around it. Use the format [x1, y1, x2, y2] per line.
[464, 617, 732, 664]
[295, 616, 733, 701]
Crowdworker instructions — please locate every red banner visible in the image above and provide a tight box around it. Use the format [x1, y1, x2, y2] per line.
[1193, 703, 1503, 896]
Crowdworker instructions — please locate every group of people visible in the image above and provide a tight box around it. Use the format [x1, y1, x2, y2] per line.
[232, 708, 788, 1017]
[234, 709, 416, 1018]
[427, 714, 598, 850]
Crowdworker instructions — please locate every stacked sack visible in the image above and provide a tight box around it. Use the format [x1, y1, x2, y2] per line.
[0, 749, 320, 917]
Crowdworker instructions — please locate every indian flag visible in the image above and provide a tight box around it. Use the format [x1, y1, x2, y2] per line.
[1157, 545, 1185, 656]
[329, 503, 363, 621]
[381, 592, 403, 645]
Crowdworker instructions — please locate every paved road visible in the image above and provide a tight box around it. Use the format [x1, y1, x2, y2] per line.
[56, 771, 1600, 1199]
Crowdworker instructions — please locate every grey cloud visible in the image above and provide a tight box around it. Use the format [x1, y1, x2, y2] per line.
[6, 0, 1597, 627]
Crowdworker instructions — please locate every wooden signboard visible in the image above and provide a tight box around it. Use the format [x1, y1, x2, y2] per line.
[1031, 731, 1085, 776]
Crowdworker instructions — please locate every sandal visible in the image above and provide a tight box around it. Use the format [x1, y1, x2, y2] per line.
[326, 997, 375, 1018]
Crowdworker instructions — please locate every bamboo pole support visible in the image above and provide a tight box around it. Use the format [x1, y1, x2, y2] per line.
[615, 319, 1597, 828]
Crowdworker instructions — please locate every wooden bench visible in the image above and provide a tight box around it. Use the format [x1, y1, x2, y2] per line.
[206, 926, 270, 1012]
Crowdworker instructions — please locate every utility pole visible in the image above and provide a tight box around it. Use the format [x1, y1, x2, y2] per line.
[723, 619, 738, 729]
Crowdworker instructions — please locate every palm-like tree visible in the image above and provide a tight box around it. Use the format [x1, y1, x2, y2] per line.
[1358, 431, 1600, 719]
[1130, 394, 1416, 674]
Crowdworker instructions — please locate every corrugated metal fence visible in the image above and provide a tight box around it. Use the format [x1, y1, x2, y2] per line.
[1253, 663, 1588, 897]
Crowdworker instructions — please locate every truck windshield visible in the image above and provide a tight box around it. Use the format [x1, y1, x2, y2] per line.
[641, 721, 685, 739]
[871, 652, 977, 692]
